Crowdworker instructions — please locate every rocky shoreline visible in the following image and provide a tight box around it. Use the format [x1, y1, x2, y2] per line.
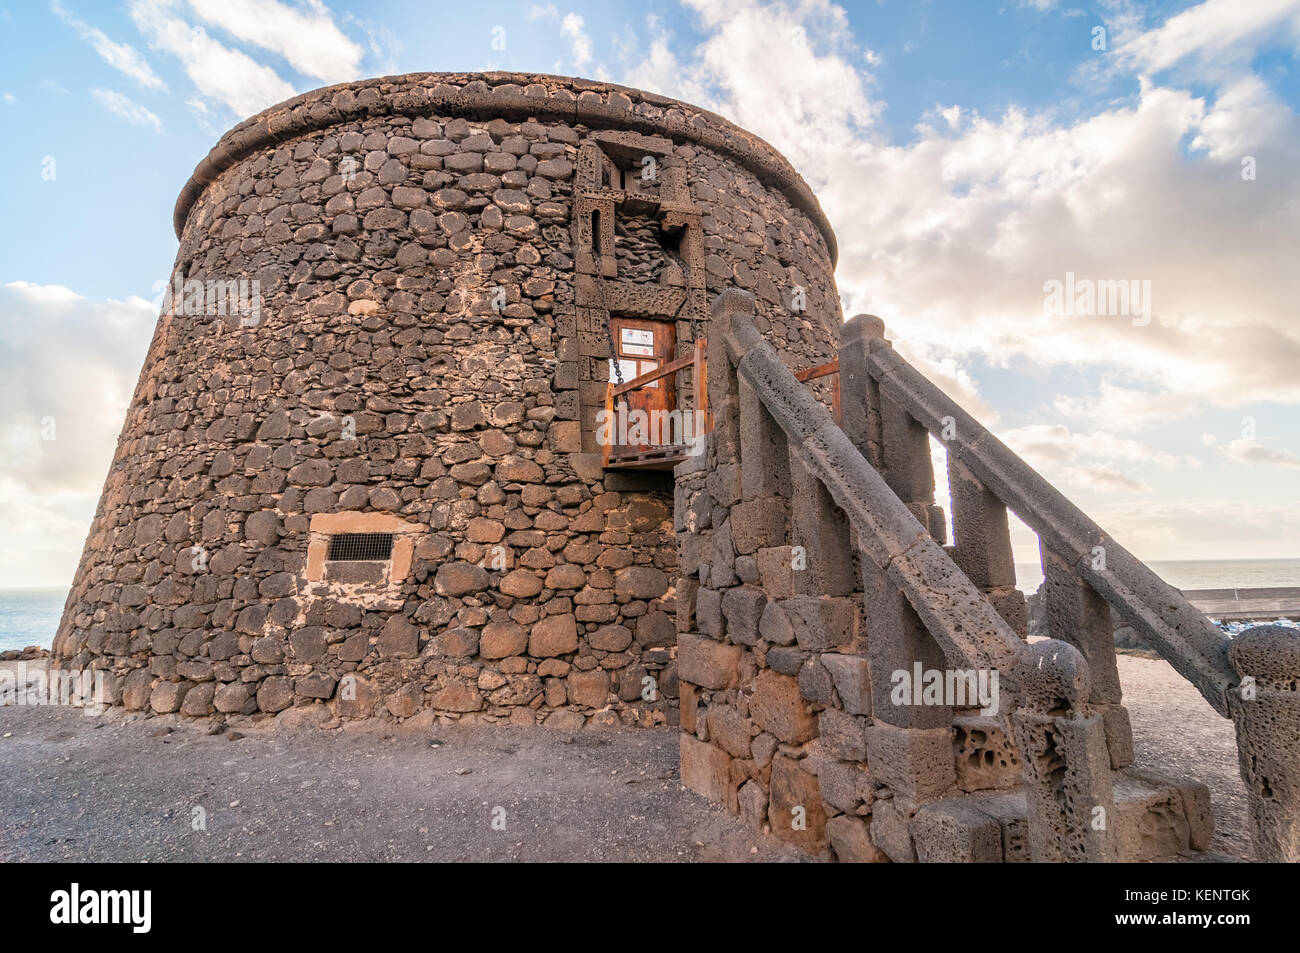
[0, 645, 50, 662]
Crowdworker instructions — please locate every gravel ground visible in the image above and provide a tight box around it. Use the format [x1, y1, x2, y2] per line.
[0, 652, 1250, 863]
[0, 705, 807, 863]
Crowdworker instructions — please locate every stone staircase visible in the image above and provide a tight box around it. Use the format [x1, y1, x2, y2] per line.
[672, 288, 1299, 863]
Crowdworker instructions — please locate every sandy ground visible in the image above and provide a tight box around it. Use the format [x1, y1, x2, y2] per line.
[0, 653, 1250, 863]
[1117, 651, 1251, 861]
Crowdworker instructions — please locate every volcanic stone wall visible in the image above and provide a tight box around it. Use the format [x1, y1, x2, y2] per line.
[53, 72, 842, 729]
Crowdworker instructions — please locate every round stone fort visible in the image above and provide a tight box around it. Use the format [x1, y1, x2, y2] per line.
[53, 71, 843, 727]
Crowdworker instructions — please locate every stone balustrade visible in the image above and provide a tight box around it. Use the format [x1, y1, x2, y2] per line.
[842, 303, 1299, 863]
[677, 286, 1300, 862]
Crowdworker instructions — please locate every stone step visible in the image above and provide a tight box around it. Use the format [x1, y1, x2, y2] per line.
[908, 768, 1214, 862]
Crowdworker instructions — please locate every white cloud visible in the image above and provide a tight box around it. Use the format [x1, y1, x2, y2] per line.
[1010, 424, 1183, 469]
[1088, 500, 1300, 561]
[186, 0, 364, 85]
[344, 13, 400, 77]
[0, 475, 102, 589]
[1216, 437, 1300, 469]
[2, 92, 14, 105]
[1189, 73, 1296, 159]
[0, 283, 156, 587]
[129, 0, 297, 118]
[1117, 0, 1300, 76]
[1054, 382, 1209, 433]
[561, 12, 593, 69]
[528, 6, 597, 72]
[1076, 467, 1152, 493]
[90, 87, 164, 132]
[624, 0, 880, 160]
[52, 0, 165, 90]
[185, 95, 223, 135]
[997, 422, 1188, 495]
[0, 282, 155, 496]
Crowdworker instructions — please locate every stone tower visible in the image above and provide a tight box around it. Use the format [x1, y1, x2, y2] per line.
[54, 72, 842, 726]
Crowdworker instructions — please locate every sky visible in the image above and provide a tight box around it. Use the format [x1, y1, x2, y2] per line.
[0, 0, 1297, 588]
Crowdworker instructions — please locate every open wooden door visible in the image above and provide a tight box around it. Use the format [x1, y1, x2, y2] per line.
[609, 316, 676, 453]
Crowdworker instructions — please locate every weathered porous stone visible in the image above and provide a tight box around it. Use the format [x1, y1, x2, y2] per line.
[749, 670, 816, 744]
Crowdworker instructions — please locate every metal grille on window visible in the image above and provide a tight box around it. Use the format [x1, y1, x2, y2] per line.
[326, 533, 394, 561]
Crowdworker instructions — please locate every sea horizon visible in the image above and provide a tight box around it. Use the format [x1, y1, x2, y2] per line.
[1013, 556, 1300, 595]
[2, 557, 1297, 655]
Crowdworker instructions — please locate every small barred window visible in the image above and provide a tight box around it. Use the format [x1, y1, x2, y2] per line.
[326, 532, 394, 561]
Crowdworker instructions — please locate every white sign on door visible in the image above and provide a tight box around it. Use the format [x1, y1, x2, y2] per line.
[621, 327, 655, 356]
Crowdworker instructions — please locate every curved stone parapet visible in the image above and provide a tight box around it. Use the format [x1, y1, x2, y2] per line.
[173, 70, 838, 265]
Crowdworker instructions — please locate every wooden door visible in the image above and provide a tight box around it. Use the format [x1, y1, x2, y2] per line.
[609, 316, 676, 451]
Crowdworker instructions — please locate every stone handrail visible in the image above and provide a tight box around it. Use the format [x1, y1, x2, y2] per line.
[714, 293, 1023, 677]
[836, 311, 1299, 862]
[846, 321, 1238, 714]
[709, 288, 1117, 861]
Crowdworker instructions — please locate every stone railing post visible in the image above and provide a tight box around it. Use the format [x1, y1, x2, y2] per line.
[947, 455, 1028, 637]
[789, 454, 856, 597]
[860, 556, 956, 861]
[694, 289, 752, 594]
[875, 369, 945, 546]
[838, 313, 886, 469]
[706, 288, 753, 470]
[1011, 639, 1117, 862]
[1228, 625, 1300, 861]
[1039, 542, 1133, 770]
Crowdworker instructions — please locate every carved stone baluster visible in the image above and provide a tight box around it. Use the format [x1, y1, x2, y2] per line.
[734, 377, 793, 592]
[738, 378, 791, 501]
[692, 290, 747, 600]
[858, 554, 956, 862]
[1011, 639, 1118, 861]
[861, 557, 952, 736]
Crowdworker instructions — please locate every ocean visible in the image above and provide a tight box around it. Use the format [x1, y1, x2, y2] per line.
[0, 587, 68, 654]
[1, 558, 1296, 654]
[1012, 557, 1300, 595]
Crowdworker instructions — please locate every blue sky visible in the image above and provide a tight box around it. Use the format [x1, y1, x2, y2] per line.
[1, 0, 1299, 587]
